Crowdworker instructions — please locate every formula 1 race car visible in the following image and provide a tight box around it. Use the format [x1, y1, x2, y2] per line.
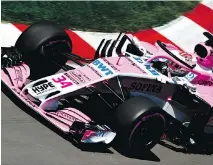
[1, 21, 213, 153]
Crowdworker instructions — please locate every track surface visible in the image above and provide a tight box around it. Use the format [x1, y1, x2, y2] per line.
[2, 90, 213, 165]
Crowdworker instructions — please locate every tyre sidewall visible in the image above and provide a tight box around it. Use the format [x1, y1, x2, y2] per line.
[114, 96, 166, 151]
[15, 21, 72, 79]
[129, 112, 165, 150]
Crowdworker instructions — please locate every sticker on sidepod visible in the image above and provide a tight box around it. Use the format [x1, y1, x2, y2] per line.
[91, 59, 115, 76]
[185, 72, 197, 82]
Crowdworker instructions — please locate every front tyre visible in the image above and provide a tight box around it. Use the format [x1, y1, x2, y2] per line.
[15, 20, 72, 79]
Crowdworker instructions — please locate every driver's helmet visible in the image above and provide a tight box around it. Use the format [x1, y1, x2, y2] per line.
[194, 41, 213, 70]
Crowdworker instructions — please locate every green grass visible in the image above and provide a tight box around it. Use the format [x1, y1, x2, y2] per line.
[2, 1, 198, 32]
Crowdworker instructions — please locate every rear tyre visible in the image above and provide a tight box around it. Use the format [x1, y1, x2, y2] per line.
[114, 96, 165, 151]
[15, 20, 72, 79]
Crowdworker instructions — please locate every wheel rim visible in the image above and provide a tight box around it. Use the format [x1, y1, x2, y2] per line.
[129, 114, 165, 149]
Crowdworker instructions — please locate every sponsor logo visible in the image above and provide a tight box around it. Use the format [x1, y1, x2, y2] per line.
[126, 57, 146, 73]
[64, 71, 86, 84]
[81, 130, 105, 142]
[14, 67, 23, 84]
[185, 72, 197, 81]
[64, 70, 89, 85]
[133, 56, 144, 64]
[92, 59, 114, 76]
[172, 77, 181, 82]
[81, 130, 97, 141]
[52, 111, 77, 122]
[102, 58, 120, 71]
[198, 80, 213, 86]
[129, 82, 162, 93]
[32, 82, 56, 94]
[52, 75, 73, 88]
[64, 73, 79, 85]
[144, 65, 159, 76]
[87, 65, 103, 77]
[179, 51, 193, 61]
[96, 131, 105, 137]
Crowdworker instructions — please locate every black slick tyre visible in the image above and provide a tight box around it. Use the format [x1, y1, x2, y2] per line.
[114, 96, 166, 151]
[15, 20, 72, 79]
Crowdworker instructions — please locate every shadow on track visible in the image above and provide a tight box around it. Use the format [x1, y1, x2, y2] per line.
[1, 83, 160, 162]
[1, 83, 113, 154]
[111, 139, 161, 162]
[159, 140, 213, 155]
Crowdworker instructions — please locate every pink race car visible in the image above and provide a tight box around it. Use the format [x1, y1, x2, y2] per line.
[1, 21, 213, 154]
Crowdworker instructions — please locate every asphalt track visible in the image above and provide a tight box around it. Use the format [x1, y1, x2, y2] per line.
[2, 87, 213, 165]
